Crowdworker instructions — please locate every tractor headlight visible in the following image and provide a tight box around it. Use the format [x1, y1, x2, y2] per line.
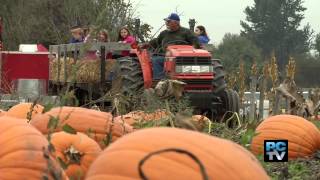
[175, 65, 213, 73]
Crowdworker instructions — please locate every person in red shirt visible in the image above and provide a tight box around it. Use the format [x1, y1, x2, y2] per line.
[97, 29, 112, 59]
[85, 29, 112, 60]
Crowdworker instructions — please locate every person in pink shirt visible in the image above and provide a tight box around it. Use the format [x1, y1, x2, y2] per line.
[117, 27, 136, 57]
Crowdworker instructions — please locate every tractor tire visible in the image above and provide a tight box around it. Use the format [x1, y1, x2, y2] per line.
[231, 90, 240, 114]
[212, 59, 226, 94]
[217, 89, 240, 121]
[111, 57, 144, 112]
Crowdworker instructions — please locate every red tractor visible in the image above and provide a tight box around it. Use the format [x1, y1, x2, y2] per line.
[112, 42, 240, 118]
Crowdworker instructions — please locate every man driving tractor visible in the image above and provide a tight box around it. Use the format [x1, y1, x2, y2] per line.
[141, 13, 201, 79]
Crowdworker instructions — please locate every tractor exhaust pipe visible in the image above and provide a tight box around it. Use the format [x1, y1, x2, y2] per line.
[188, 18, 196, 32]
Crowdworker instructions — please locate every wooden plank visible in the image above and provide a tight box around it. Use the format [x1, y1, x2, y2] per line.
[100, 46, 106, 85]
[272, 92, 281, 115]
[249, 76, 257, 121]
[258, 75, 267, 120]
[49, 42, 131, 53]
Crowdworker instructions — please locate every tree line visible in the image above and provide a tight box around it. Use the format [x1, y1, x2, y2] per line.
[214, 0, 320, 88]
[0, 0, 151, 50]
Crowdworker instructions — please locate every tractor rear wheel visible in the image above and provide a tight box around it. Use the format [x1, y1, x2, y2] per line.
[111, 57, 144, 112]
[217, 89, 240, 125]
[212, 59, 226, 94]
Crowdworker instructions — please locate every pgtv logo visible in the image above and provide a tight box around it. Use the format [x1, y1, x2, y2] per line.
[264, 140, 288, 162]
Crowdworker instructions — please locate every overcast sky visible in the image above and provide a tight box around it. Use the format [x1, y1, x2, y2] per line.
[132, 0, 320, 46]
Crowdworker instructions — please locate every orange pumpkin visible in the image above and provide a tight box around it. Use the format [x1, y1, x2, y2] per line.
[86, 127, 269, 180]
[115, 110, 169, 125]
[0, 116, 68, 180]
[0, 109, 7, 117]
[251, 114, 320, 159]
[30, 106, 133, 148]
[7, 102, 44, 120]
[191, 115, 210, 122]
[51, 131, 102, 180]
[191, 115, 210, 131]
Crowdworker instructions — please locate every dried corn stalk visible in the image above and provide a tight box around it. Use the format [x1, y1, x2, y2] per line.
[258, 63, 270, 120]
[226, 72, 237, 90]
[268, 54, 280, 115]
[238, 61, 246, 103]
[269, 55, 278, 88]
[286, 56, 296, 81]
[249, 62, 258, 121]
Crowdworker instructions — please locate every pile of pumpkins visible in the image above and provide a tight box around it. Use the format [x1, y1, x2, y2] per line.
[1, 102, 320, 180]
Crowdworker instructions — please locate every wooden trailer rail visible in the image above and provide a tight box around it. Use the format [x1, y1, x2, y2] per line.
[48, 42, 132, 107]
[49, 42, 131, 84]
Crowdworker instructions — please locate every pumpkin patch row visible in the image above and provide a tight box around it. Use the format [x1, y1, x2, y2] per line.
[3, 102, 319, 179]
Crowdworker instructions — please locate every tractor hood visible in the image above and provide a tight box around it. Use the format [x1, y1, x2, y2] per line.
[166, 45, 211, 57]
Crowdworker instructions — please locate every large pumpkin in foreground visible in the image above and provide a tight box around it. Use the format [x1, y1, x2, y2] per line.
[0, 116, 68, 180]
[86, 127, 269, 180]
[251, 115, 320, 159]
[0, 109, 7, 117]
[30, 106, 133, 148]
[7, 102, 44, 120]
[51, 131, 102, 180]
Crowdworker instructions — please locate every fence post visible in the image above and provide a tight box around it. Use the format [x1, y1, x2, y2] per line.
[249, 63, 258, 122]
[99, 45, 106, 109]
[238, 61, 246, 119]
[273, 92, 281, 115]
[63, 45, 67, 83]
[258, 63, 269, 120]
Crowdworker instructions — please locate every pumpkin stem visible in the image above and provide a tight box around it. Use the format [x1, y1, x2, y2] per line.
[138, 148, 209, 180]
[64, 145, 83, 164]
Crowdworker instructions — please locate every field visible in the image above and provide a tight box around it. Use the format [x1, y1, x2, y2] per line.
[1, 56, 320, 179]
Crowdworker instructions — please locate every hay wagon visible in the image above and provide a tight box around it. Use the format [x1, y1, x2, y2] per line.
[48, 42, 131, 108]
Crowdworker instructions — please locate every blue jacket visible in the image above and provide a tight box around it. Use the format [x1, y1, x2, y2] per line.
[198, 35, 210, 44]
[69, 37, 84, 44]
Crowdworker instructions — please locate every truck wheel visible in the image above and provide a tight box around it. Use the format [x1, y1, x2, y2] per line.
[212, 59, 226, 94]
[111, 57, 144, 112]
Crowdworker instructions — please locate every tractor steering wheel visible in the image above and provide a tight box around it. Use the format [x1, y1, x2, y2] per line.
[152, 40, 190, 55]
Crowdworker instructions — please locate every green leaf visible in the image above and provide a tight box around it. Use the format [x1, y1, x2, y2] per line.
[47, 116, 59, 130]
[57, 157, 68, 170]
[240, 128, 258, 148]
[85, 128, 95, 138]
[102, 133, 112, 147]
[62, 124, 77, 134]
[43, 103, 55, 113]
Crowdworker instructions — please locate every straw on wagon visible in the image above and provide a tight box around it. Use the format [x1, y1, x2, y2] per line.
[49, 57, 116, 83]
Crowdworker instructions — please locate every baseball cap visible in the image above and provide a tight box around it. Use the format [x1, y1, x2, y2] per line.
[164, 13, 180, 22]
